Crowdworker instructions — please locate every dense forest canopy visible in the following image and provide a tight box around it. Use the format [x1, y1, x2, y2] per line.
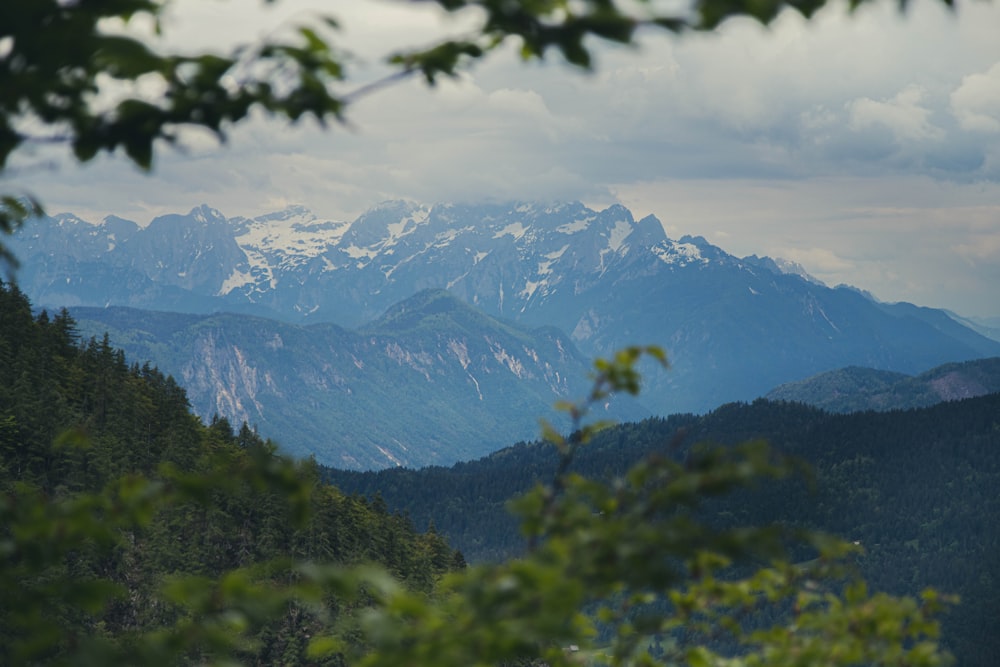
[0, 280, 964, 665]
[5, 280, 976, 664]
[0, 280, 461, 664]
[329, 393, 1000, 665]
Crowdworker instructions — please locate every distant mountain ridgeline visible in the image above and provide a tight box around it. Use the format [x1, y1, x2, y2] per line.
[326, 393, 1000, 667]
[70, 290, 646, 469]
[69, 287, 1000, 469]
[12, 201, 1000, 422]
[765, 357, 1000, 412]
[3, 196, 995, 663]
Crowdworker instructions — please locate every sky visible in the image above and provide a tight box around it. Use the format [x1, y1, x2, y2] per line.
[7, 0, 1000, 318]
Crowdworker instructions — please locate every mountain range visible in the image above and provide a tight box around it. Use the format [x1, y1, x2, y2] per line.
[14, 200, 1000, 465]
[765, 356, 1000, 412]
[69, 290, 645, 469]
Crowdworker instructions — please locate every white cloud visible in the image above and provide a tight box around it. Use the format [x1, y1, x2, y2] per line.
[8, 0, 1000, 318]
[848, 85, 944, 142]
[775, 247, 855, 273]
[950, 62, 1000, 133]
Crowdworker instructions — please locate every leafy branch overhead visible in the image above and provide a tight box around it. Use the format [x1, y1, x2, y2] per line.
[1, 0, 952, 176]
[0, 0, 960, 248]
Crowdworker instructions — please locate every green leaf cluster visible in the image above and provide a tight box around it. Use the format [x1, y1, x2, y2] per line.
[0, 1, 347, 172]
[330, 391, 1000, 665]
[311, 348, 954, 667]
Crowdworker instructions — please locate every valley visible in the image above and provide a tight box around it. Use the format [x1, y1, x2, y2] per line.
[3, 197, 997, 662]
[3, 2, 997, 664]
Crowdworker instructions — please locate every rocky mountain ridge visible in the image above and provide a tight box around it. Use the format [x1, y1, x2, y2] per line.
[15, 200, 1000, 417]
[69, 290, 643, 469]
[13, 201, 781, 325]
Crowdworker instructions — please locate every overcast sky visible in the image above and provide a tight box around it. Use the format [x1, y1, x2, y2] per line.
[8, 0, 1000, 318]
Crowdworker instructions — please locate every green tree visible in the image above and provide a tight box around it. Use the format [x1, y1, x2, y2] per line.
[0, 2, 962, 664]
[1, 341, 955, 665]
[303, 348, 953, 667]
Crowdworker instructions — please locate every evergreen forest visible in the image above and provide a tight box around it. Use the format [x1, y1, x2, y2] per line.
[0, 278, 979, 666]
[0, 281, 461, 664]
[328, 395, 1000, 666]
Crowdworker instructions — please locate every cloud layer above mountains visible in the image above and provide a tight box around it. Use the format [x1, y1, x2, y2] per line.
[10, 0, 1000, 317]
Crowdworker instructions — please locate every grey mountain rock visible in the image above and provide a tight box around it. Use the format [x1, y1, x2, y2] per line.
[944, 311, 1000, 344]
[741, 254, 825, 285]
[70, 290, 639, 469]
[14, 199, 1000, 433]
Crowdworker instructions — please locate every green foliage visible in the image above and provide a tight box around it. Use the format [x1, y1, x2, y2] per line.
[0, 0, 345, 171]
[0, 1, 969, 662]
[312, 347, 954, 667]
[0, 195, 42, 270]
[0, 284, 955, 665]
[0, 282, 460, 664]
[330, 393, 1000, 665]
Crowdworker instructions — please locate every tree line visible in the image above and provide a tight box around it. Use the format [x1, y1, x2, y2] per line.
[1, 281, 956, 665]
[328, 394, 1000, 666]
[0, 280, 461, 664]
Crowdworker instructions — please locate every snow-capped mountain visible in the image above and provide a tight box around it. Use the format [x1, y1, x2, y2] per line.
[11, 200, 1000, 418]
[14, 200, 721, 326]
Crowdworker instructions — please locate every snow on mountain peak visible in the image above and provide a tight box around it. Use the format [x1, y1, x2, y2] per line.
[493, 222, 529, 241]
[238, 207, 350, 262]
[190, 204, 225, 224]
[652, 239, 708, 266]
[555, 216, 593, 234]
[52, 213, 88, 227]
[773, 257, 825, 286]
[218, 267, 256, 296]
[606, 218, 634, 253]
[380, 206, 431, 248]
[742, 254, 825, 286]
[342, 200, 429, 251]
[32, 200, 757, 324]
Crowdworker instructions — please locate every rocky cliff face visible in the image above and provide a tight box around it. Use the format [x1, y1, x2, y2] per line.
[70, 291, 636, 469]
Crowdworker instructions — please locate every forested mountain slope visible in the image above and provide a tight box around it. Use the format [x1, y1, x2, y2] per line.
[0, 281, 461, 663]
[327, 394, 1000, 667]
[764, 356, 1000, 412]
[66, 291, 1000, 469]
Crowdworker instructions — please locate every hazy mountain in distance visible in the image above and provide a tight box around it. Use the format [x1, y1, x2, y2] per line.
[16, 200, 1000, 416]
[70, 290, 645, 469]
[765, 357, 1000, 412]
[944, 311, 1000, 344]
